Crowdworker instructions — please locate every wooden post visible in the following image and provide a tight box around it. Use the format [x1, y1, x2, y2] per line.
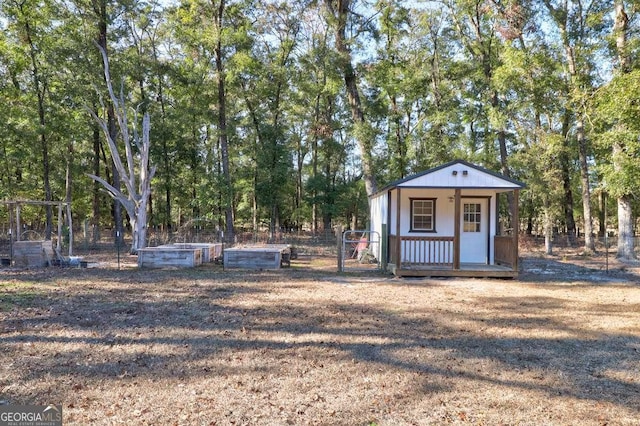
[8, 205, 13, 261]
[395, 188, 402, 272]
[57, 203, 63, 251]
[15, 203, 21, 242]
[66, 203, 73, 256]
[513, 189, 520, 273]
[336, 225, 343, 272]
[453, 188, 461, 270]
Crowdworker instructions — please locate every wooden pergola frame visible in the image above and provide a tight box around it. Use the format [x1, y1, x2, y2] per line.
[1, 200, 73, 257]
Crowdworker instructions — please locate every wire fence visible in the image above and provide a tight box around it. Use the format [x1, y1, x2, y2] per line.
[1, 228, 638, 265]
[520, 234, 640, 252]
[0, 227, 340, 261]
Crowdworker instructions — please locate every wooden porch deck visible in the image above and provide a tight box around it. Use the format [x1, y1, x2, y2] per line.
[390, 262, 517, 278]
[387, 234, 519, 278]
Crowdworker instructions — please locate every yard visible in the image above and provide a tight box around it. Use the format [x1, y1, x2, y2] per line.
[1, 249, 639, 425]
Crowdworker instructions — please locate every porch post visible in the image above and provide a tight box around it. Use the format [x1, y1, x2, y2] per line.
[513, 189, 520, 272]
[381, 223, 388, 271]
[453, 188, 461, 270]
[396, 188, 402, 270]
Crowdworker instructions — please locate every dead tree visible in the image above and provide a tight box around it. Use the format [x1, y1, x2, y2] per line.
[87, 44, 156, 254]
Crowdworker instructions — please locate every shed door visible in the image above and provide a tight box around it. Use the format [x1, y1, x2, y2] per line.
[460, 199, 488, 263]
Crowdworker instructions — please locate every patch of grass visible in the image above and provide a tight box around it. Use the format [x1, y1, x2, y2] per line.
[0, 290, 40, 311]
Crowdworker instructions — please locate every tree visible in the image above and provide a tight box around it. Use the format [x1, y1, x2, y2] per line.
[540, 0, 608, 252]
[94, 0, 126, 246]
[592, 0, 639, 259]
[88, 45, 156, 254]
[173, 0, 245, 242]
[293, 5, 345, 232]
[324, 0, 378, 196]
[444, 0, 519, 220]
[367, 1, 411, 180]
[237, 1, 300, 238]
[405, 8, 466, 171]
[3, 0, 56, 238]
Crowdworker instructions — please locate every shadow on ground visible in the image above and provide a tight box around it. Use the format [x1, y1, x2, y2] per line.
[1, 254, 639, 421]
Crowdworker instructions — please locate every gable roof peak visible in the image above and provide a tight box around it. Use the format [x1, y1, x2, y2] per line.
[371, 159, 525, 197]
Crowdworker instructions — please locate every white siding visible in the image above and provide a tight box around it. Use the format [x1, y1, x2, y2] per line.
[396, 188, 454, 236]
[393, 188, 498, 264]
[397, 163, 520, 189]
[369, 192, 387, 261]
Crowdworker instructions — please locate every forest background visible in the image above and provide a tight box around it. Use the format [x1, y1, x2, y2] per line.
[1, 0, 639, 258]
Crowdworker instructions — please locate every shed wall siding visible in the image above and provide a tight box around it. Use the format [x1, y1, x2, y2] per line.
[391, 188, 498, 264]
[397, 163, 520, 189]
[396, 188, 454, 236]
[369, 194, 387, 261]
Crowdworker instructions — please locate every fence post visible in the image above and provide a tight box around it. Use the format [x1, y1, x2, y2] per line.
[336, 225, 343, 272]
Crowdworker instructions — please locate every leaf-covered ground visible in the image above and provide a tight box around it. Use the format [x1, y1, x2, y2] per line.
[1, 251, 639, 425]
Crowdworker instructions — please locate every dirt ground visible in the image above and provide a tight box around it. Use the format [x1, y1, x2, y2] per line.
[1, 248, 639, 425]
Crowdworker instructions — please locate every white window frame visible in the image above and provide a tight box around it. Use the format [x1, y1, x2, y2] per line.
[410, 198, 436, 232]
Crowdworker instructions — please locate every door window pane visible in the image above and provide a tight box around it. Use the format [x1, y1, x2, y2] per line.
[463, 203, 481, 232]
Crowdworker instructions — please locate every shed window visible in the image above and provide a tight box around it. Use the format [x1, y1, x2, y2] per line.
[411, 198, 436, 232]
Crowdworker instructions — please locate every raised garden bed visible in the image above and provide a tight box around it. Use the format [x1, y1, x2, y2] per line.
[223, 245, 292, 270]
[138, 247, 203, 268]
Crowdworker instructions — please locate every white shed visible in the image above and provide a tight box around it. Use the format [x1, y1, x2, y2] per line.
[369, 160, 525, 278]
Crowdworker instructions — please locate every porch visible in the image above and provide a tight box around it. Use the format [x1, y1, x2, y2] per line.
[388, 234, 518, 278]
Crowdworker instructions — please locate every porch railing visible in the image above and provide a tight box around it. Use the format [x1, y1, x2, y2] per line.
[389, 235, 454, 268]
[494, 235, 516, 268]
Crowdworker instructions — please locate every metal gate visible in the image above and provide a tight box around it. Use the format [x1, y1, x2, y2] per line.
[340, 230, 381, 272]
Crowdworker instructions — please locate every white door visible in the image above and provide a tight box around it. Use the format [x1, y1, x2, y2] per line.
[460, 199, 488, 263]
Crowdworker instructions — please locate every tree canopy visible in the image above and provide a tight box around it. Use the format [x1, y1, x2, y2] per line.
[0, 0, 638, 255]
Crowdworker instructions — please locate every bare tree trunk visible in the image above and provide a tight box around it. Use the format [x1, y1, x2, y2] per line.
[614, 0, 631, 73]
[617, 195, 634, 259]
[87, 45, 156, 254]
[295, 134, 304, 230]
[491, 91, 515, 222]
[576, 118, 595, 252]
[544, 199, 553, 255]
[598, 191, 606, 237]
